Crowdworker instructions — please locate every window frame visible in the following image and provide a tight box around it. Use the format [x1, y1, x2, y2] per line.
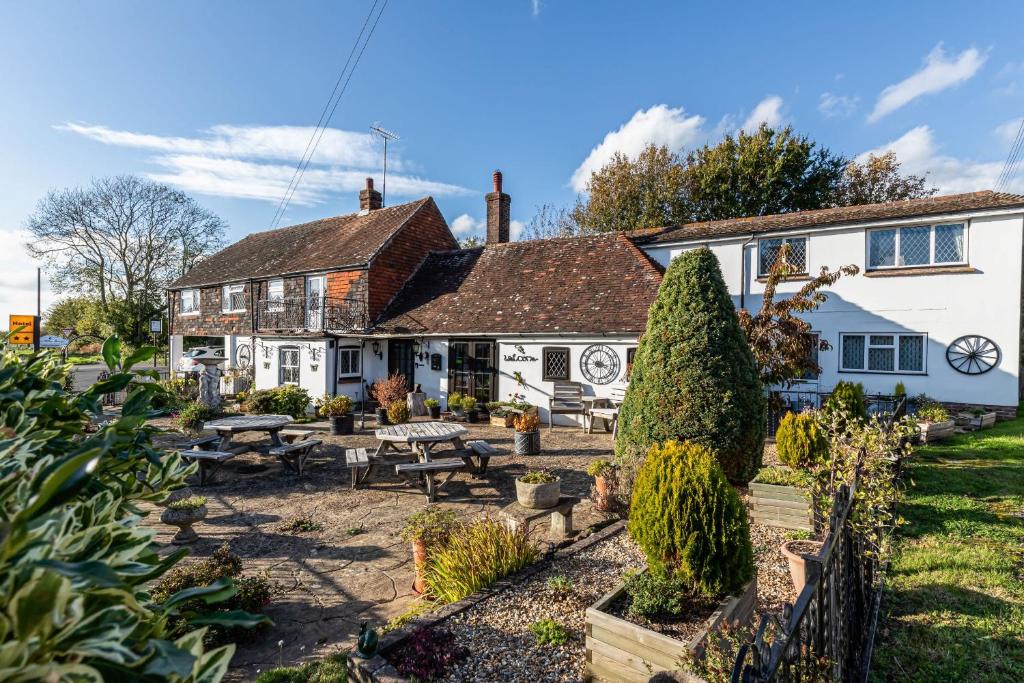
[337, 346, 360, 378]
[279, 346, 301, 386]
[179, 289, 200, 315]
[866, 222, 968, 270]
[757, 235, 809, 277]
[221, 283, 246, 313]
[542, 346, 571, 382]
[266, 278, 285, 312]
[838, 332, 927, 375]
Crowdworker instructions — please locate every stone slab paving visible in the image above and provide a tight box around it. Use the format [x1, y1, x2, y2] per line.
[144, 417, 616, 680]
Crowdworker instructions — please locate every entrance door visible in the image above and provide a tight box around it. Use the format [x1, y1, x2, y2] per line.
[448, 340, 496, 405]
[388, 339, 415, 391]
[306, 275, 326, 329]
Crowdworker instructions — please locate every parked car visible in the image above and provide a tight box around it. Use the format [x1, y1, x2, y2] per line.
[177, 346, 226, 373]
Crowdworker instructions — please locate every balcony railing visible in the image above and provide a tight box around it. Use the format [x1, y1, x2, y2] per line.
[255, 296, 367, 333]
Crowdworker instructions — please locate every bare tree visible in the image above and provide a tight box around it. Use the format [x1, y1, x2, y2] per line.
[26, 175, 226, 343]
[521, 203, 581, 241]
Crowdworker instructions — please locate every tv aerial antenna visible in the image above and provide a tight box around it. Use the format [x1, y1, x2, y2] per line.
[370, 123, 400, 206]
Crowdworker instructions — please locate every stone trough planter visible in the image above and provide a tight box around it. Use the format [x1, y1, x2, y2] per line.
[584, 575, 758, 682]
[917, 419, 955, 443]
[749, 481, 813, 531]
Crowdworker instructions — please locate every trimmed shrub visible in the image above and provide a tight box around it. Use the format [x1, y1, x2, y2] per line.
[173, 400, 220, 433]
[244, 385, 311, 417]
[628, 440, 754, 597]
[387, 400, 410, 424]
[615, 247, 765, 484]
[424, 519, 539, 603]
[775, 411, 828, 470]
[822, 380, 867, 424]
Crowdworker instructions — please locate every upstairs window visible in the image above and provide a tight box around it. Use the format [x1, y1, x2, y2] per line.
[840, 333, 926, 373]
[222, 284, 246, 313]
[267, 279, 284, 312]
[180, 289, 200, 314]
[758, 236, 807, 276]
[867, 223, 965, 269]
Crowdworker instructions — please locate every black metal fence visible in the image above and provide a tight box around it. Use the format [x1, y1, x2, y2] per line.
[255, 296, 366, 333]
[767, 389, 909, 438]
[96, 368, 172, 406]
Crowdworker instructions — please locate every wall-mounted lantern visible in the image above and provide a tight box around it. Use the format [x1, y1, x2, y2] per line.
[371, 340, 382, 359]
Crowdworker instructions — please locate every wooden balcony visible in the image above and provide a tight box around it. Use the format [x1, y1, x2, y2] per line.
[255, 296, 367, 333]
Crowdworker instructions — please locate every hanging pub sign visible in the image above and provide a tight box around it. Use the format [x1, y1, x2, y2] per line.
[502, 344, 537, 363]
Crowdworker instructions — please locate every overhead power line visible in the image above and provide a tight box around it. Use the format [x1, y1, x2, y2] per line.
[995, 117, 1024, 192]
[269, 0, 390, 229]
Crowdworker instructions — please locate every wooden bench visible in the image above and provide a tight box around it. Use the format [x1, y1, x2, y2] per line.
[175, 435, 220, 451]
[177, 450, 236, 486]
[269, 439, 322, 476]
[549, 381, 586, 431]
[461, 440, 498, 474]
[279, 428, 315, 443]
[586, 385, 628, 436]
[346, 448, 379, 489]
[500, 495, 580, 539]
[394, 458, 465, 502]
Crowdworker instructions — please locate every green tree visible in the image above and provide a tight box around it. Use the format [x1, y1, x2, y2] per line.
[833, 151, 936, 206]
[616, 247, 765, 484]
[683, 125, 846, 220]
[43, 295, 113, 341]
[570, 145, 690, 233]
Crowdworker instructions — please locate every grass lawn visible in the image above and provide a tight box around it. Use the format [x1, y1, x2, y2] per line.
[872, 411, 1024, 682]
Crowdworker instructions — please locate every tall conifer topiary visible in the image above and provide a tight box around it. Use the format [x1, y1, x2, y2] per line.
[616, 247, 765, 483]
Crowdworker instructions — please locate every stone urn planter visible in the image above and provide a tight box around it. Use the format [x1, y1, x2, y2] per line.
[161, 502, 208, 545]
[329, 413, 354, 436]
[780, 539, 823, 593]
[585, 573, 758, 682]
[515, 474, 560, 509]
[918, 419, 955, 443]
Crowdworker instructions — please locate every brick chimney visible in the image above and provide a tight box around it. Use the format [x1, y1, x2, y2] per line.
[485, 170, 511, 244]
[359, 177, 382, 212]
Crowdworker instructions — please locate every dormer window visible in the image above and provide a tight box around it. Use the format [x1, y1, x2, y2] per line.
[758, 236, 807, 276]
[867, 223, 965, 269]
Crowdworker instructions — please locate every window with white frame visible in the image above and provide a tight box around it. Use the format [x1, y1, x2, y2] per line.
[222, 283, 246, 312]
[840, 333, 925, 373]
[280, 347, 300, 385]
[867, 223, 965, 269]
[758, 236, 807, 276]
[338, 347, 360, 377]
[180, 289, 200, 314]
[267, 279, 284, 312]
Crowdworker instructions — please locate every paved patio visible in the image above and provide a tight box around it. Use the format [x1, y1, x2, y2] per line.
[146, 416, 616, 679]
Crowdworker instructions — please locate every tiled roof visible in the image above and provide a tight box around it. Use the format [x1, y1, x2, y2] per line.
[637, 191, 1024, 245]
[171, 198, 435, 288]
[375, 233, 663, 335]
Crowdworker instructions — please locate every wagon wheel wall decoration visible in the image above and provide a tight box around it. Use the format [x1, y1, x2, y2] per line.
[236, 343, 252, 369]
[580, 344, 621, 385]
[946, 335, 1000, 375]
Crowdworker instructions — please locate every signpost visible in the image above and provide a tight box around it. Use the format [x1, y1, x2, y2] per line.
[9, 315, 39, 349]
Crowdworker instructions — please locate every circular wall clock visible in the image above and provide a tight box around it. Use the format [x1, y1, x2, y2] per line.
[236, 343, 252, 369]
[946, 335, 1000, 375]
[580, 344, 621, 385]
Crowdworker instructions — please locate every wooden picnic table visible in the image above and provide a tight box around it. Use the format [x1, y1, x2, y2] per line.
[373, 421, 469, 462]
[203, 414, 294, 452]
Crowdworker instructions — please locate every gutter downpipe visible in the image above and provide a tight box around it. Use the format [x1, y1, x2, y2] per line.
[359, 339, 366, 430]
[739, 234, 756, 311]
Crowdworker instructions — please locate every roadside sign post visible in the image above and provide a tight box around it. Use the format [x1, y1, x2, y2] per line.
[9, 315, 40, 350]
[150, 319, 162, 368]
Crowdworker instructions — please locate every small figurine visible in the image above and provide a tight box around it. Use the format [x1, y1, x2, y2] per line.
[355, 621, 378, 658]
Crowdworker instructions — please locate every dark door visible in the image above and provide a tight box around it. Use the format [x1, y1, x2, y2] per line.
[388, 339, 415, 390]
[448, 340, 496, 405]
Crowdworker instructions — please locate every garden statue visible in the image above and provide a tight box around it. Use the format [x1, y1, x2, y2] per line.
[355, 621, 378, 658]
[198, 361, 223, 410]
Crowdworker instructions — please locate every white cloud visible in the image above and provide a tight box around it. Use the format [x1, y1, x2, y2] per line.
[818, 92, 859, 118]
[740, 95, 784, 131]
[569, 105, 705, 192]
[867, 44, 986, 123]
[450, 214, 483, 235]
[510, 219, 525, 241]
[858, 125, 1021, 193]
[58, 122, 471, 205]
[0, 228, 55, 332]
[531, 0, 540, 17]
[994, 117, 1023, 143]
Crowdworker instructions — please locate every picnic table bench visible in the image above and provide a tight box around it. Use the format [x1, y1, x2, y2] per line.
[202, 414, 293, 451]
[269, 438, 322, 476]
[280, 428, 315, 443]
[176, 450, 236, 486]
[394, 458, 466, 502]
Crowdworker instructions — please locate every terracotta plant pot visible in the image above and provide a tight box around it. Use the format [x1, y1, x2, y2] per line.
[513, 430, 541, 455]
[411, 538, 428, 594]
[516, 476, 561, 509]
[161, 505, 208, 545]
[780, 539, 823, 593]
[594, 474, 613, 511]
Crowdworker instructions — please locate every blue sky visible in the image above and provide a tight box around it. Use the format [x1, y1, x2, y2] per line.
[2, 0, 1023, 325]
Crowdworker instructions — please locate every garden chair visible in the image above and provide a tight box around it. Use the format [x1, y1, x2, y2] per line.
[548, 381, 586, 431]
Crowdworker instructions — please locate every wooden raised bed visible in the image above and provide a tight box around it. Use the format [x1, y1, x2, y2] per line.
[955, 411, 997, 430]
[918, 419, 955, 443]
[749, 481, 812, 531]
[584, 577, 757, 682]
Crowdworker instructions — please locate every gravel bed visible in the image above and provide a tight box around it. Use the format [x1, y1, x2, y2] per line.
[398, 520, 797, 683]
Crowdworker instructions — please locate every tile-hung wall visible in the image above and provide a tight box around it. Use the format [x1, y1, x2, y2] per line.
[641, 213, 1024, 409]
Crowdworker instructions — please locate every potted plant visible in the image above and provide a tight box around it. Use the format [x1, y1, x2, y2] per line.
[459, 395, 479, 423]
[513, 411, 541, 455]
[370, 374, 407, 426]
[515, 470, 560, 509]
[400, 507, 458, 594]
[387, 400, 410, 425]
[447, 392, 464, 417]
[424, 398, 441, 419]
[586, 459, 616, 511]
[160, 495, 208, 545]
[914, 399, 955, 443]
[780, 535, 824, 593]
[487, 401, 514, 427]
[318, 394, 354, 435]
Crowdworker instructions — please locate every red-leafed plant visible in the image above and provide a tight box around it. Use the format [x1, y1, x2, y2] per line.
[390, 627, 469, 680]
[370, 373, 407, 407]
